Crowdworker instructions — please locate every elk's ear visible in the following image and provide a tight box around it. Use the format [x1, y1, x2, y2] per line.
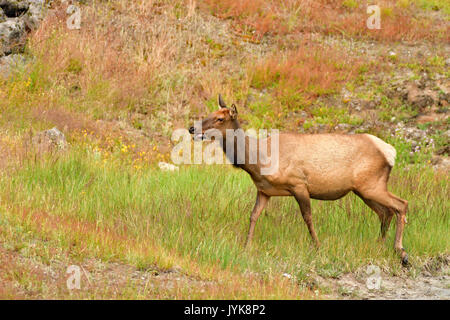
[218, 94, 227, 109]
[230, 104, 238, 119]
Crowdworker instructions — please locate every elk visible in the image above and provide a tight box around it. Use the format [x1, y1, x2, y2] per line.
[189, 95, 409, 265]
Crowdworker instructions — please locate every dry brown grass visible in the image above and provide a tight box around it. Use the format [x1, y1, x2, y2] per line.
[202, 0, 449, 42]
[30, 3, 162, 113]
[24, 1, 252, 133]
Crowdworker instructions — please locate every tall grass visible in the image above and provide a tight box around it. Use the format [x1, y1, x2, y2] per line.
[1, 147, 448, 284]
[0, 0, 448, 299]
[202, 0, 448, 42]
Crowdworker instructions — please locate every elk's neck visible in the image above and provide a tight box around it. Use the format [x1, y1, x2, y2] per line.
[219, 120, 258, 174]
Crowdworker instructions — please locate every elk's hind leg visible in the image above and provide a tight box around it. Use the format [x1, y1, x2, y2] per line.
[292, 187, 320, 248]
[357, 188, 409, 266]
[355, 194, 394, 241]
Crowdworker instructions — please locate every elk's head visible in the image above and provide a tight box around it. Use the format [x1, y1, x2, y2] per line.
[189, 94, 238, 141]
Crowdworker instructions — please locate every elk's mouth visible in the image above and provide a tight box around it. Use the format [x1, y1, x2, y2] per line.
[193, 133, 205, 141]
[189, 126, 211, 141]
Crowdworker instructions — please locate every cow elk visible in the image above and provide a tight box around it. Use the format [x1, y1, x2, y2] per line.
[189, 95, 409, 266]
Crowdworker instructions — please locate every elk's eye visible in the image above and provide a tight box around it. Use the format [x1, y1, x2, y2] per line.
[217, 118, 224, 122]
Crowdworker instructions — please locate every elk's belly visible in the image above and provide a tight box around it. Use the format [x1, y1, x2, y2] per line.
[251, 168, 354, 198]
[309, 189, 351, 200]
[306, 178, 353, 200]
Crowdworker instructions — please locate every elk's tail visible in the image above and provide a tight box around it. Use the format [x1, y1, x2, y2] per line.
[366, 134, 396, 167]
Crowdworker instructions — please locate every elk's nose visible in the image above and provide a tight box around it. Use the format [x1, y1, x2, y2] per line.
[189, 126, 195, 134]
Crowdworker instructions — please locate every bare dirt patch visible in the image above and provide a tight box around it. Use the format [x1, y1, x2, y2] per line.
[0, 243, 214, 299]
[317, 256, 450, 300]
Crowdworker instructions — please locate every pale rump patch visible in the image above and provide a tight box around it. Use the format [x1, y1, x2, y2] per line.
[366, 134, 396, 167]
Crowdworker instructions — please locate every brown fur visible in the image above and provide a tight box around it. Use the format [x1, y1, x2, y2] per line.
[190, 96, 409, 265]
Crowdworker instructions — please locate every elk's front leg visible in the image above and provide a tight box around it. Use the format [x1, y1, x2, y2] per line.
[245, 191, 269, 247]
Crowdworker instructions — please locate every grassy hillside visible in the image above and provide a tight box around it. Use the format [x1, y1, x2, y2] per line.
[0, 0, 448, 299]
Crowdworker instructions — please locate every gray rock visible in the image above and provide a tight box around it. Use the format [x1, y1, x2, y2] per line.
[430, 156, 450, 172]
[335, 123, 352, 131]
[0, 17, 26, 54]
[23, 0, 45, 30]
[0, 0, 29, 17]
[32, 127, 68, 153]
[0, 51, 26, 78]
[349, 100, 361, 111]
[0, 0, 46, 55]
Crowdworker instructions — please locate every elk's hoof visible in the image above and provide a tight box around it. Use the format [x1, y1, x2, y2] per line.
[401, 250, 409, 267]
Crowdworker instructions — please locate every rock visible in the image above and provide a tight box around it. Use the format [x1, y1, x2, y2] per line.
[437, 79, 450, 104]
[0, 17, 26, 54]
[430, 156, 450, 171]
[335, 123, 352, 131]
[444, 130, 450, 139]
[406, 83, 438, 109]
[0, 0, 46, 55]
[435, 145, 449, 156]
[341, 88, 352, 103]
[23, 0, 45, 30]
[32, 127, 68, 153]
[0, 52, 26, 77]
[158, 162, 179, 172]
[349, 100, 361, 111]
[0, 0, 29, 17]
[392, 123, 436, 154]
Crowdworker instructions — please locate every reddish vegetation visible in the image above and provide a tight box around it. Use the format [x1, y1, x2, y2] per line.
[251, 42, 363, 105]
[0, 248, 29, 299]
[20, 209, 137, 253]
[201, 0, 449, 42]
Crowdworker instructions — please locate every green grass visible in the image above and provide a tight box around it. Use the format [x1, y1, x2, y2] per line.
[415, 0, 450, 17]
[0, 0, 448, 299]
[306, 105, 364, 128]
[1, 147, 447, 287]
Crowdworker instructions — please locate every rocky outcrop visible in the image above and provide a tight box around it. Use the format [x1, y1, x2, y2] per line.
[388, 73, 449, 110]
[406, 83, 438, 109]
[430, 156, 450, 172]
[0, 0, 46, 56]
[0, 52, 26, 77]
[32, 127, 68, 153]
